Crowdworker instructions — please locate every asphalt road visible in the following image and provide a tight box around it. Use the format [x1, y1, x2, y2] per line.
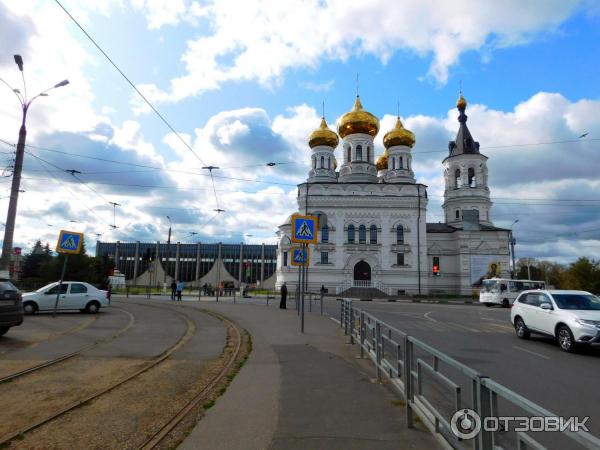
[322, 299, 600, 440]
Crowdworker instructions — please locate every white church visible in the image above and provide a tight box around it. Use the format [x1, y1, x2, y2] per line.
[275, 95, 511, 296]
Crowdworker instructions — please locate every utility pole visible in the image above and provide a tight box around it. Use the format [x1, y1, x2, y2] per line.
[164, 215, 172, 287]
[509, 219, 519, 279]
[0, 55, 69, 274]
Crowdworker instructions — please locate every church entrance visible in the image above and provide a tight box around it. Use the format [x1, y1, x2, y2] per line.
[353, 260, 371, 287]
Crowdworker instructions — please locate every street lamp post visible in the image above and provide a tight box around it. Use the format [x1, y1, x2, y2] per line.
[0, 55, 69, 274]
[509, 219, 519, 279]
[164, 216, 172, 287]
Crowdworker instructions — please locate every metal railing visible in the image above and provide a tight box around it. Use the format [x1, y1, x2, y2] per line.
[340, 300, 600, 450]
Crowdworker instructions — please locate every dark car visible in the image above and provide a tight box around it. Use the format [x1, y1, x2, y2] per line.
[0, 280, 23, 336]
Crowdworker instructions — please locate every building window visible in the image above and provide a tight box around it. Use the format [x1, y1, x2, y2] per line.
[392, 157, 395, 170]
[397, 253, 404, 265]
[399, 156, 403, 169]
[396, 225, 404, 244]
[346, 146, 350, 163]
[283, 252, 288, 267]
[468, 167, 476, 187]
[320, 156, 324, 168]
[348, 225, 355, 243]
[359, 225, 366, 244]
[356, 145, 363, 160]
[455, 210, 460, 219]
[370, 225, 377, 244]
[455, 169, 461, 188]
[327, 157, 331, 169]
[321, 224, 329, 243]
[366, 146, 370, 161]
[313, 158, 316, 169]
[320, 251, 328, 264]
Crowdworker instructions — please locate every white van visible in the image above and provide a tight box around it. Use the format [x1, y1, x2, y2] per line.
[479, 278, 545, 308]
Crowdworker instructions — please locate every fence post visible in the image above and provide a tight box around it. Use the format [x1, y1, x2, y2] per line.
[349, 302, 354, 344]
[320, 292, 324, 315]
[403, 336, 414, 428]
[375, 322, 382, 382]
[477, 376, 493, 450]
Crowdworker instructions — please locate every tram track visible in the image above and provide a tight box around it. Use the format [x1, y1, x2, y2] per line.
[0, 307, 135, 384]
[0, 304, 195, 447]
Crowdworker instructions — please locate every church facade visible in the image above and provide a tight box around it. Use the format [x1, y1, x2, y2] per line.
[275, 95, 510, 296]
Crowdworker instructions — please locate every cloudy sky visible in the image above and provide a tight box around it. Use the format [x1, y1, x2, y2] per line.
[0, 0, 599, 263]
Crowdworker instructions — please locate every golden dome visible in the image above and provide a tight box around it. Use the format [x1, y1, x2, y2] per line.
[375, 150, 388, 171]
[383, 117, 415, 148]
[308, 117, 339, 148]
[337, 96, 380, 138]
[456, 94, 467, 109]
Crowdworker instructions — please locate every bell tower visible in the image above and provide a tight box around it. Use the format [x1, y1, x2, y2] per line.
[442, 95, 493, 227]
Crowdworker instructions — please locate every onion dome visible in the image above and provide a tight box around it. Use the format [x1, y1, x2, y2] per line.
[337, 96, 380, 138]
[383, 117, 415, 148]
[308, 117, 339, 148]
[456, 94, 467, 110]
[375, 150, 388, 171]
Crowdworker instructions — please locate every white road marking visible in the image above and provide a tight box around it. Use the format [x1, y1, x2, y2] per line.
[329, 317, 341, 325]
[513, 346, 551, 360]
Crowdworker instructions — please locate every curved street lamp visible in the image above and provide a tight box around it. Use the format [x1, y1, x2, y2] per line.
[0, 55, 69, 273]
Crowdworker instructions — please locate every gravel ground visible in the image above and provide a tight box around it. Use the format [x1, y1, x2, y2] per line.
[9, 321, 251, 450]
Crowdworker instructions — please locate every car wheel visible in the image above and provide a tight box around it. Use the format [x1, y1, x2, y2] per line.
[85, 301, 100, 314]
[484, 303, 492, 307]
[557, 325, 576, 353]
[514, 317, 530, 339]
[0, 326, 9, 336]
[23, 301, 37, 315]
[502, 299, 510, 308]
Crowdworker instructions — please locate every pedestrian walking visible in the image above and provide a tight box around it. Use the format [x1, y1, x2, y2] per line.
[170, 280, 177, 301]
[176, 280, 184, 301]
[280, 282, 288, 309]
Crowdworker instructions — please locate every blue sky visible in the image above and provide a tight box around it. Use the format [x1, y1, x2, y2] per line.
[0, 0, 599, 263]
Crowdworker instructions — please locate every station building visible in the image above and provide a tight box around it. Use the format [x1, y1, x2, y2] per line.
[275, 95, 511, 296]
[95, 242, 277, 289]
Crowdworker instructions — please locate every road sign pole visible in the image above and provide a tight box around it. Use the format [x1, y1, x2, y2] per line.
[53, 254, 69, 318]
[300, 250, 305, 333]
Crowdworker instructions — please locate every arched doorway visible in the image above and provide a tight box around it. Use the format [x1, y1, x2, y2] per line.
[353, 260, 371, 287]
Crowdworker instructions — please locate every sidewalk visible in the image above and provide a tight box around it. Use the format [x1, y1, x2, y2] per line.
[179, 300, 440, 450]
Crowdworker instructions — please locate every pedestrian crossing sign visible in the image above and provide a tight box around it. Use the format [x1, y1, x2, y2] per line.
[56, 230, 84, 254]
[290, 246, 310, 266]
[291, 214, 318, 244]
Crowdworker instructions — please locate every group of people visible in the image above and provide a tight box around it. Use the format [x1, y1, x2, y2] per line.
[170, 280, 185, 301]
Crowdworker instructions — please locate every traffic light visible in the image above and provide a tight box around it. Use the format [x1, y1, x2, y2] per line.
[432, 257, 440, 276]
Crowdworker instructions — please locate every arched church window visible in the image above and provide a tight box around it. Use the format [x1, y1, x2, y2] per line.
[346, 146, 351, 163]
[392, 157, 396, 170]
[347, 225, 355, 243]
[370, 225, 377, 244]
[455, 210, 460, 219]
[455, 169, 461, 188]
[356, 145, 363, 161]
[366, 146, 370, 161]
[396, 226, 404, 244]
[400, 156, 403, 169]
[468, 168, 476, 187]
[327, 157, 331, 169]
[358, 225, 366, 244]
[321, 224, 329, 243]
[313, 158, 316, 169]
[320, 156, 324, 168]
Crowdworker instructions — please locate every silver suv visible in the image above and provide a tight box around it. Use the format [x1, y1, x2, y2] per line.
[511, 290, 600, 352]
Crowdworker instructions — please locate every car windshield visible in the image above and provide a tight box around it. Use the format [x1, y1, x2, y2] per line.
[481, 280, 499, 293]
[36, 283, 58, 292]
[552, 294, 600, 310]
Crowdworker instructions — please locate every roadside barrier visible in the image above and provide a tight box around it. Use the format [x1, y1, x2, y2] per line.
[340, 300, 600, 450]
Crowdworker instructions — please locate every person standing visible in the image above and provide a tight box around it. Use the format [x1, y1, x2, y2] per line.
[280, 282, 288, 309]
[170, 280, 177, 301]
[176, 280, 184, 301]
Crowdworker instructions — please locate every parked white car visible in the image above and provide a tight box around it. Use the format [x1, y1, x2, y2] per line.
[511, 290, 600, 352]
[22, 282, 109, 314]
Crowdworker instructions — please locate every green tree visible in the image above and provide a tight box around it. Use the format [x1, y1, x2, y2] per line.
[561, 258, 600, 294]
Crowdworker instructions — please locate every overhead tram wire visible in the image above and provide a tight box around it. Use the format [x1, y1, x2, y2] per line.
[53, 0, 223, 211]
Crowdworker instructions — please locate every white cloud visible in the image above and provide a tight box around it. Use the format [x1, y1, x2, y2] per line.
[135, 0, 584, 105]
